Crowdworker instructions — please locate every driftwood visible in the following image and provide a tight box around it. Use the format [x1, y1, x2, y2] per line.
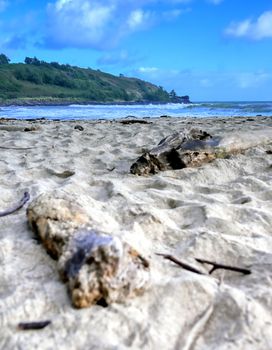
[27, 192, 150, 308]
[158, 253, 251, 276]
[18, 320, 51, 330]
[130, 128, 272, 175]
[0, 146, 35, 150]
[131, 129, 217, 175]
[107, 166, 116, 172]
[46, 169, 75, 178]
[24, 127, 39, 132]
[0, 192, 30, 217]
[120, 120, 152, 125]
[195, 258, 251, 275]
[0, 125, 39, 132]
[156, 253, 204, 275]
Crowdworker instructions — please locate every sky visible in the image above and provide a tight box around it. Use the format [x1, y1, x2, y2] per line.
[0, 0, 272, 101]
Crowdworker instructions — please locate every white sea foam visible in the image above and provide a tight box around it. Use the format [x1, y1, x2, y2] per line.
[0, 102, 272, 120]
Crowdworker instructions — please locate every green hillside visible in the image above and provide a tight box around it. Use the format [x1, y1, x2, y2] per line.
[0, 56, 171, 105]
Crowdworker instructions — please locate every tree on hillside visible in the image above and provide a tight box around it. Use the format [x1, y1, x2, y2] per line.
[0, 54, 10, 65]
[169, 89, 177, 100]
[24, 56, 41, 65]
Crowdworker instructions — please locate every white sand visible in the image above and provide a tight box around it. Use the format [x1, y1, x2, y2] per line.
[0, 116, 272, 350]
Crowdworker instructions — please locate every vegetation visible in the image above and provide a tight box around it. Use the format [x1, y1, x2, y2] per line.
[0, 55, 172, 105]
[0, 54, 10, 65]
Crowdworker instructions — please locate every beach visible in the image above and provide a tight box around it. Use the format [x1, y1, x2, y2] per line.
[1, 115, 272, 349]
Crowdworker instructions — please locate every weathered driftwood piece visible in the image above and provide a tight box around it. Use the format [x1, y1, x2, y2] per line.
[130, 128, 272, 175]
[119, 119, 152, 125]
[107, 166, 116, 172]
[0, 192, 30, 217]
[27, 192, 150, 308]
[46, 168, 75, 178]
[18, 320, 51, 331]
[157, 253, 251, 276]
[156, 253, 205, 275]
[131, 129, 214, 175]
[0, 125, 39, 132]
[195, 258, 251, 275]
[0, 146, 35, 150]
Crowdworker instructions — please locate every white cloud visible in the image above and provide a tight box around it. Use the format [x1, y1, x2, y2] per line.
[46, 0, 115, 48]
[44, 0, 187, 49]
[225, 10, 272, 40]
[139, 67, 159, 73]
[127, 9, 151, 30]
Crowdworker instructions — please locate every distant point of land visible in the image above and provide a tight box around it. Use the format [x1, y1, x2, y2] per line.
[0, 54, 190, 106]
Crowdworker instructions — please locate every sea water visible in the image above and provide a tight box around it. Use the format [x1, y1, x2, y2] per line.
[1, 101, 272, 120]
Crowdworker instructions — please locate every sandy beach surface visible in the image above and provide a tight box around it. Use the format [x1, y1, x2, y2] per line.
[1, 115, 272, 350]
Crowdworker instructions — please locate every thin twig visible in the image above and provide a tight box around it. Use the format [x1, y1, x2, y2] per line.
[0, 191, 30, 217]
[195, 258, 251, 275]
[0, 146, 35, 150]
[18, 320, 51, 330]
[156, 253, 204, 275]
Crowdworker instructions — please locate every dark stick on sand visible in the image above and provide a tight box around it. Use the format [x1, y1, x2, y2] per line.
[0, 191, 30, 217]
[156, 253, 204, 275]
[195, 258, 251, 275]
[0, 146, 35, 150]
[107, 166, 116, 172]
[18, 320, 51, 330]
[157, 253, 251, 276]
[119, 120, 152, 125]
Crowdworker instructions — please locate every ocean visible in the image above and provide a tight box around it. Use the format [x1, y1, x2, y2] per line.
[1, 101, 272, 120]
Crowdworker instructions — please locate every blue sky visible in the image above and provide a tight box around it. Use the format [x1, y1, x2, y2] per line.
[0, 0, 272, 100]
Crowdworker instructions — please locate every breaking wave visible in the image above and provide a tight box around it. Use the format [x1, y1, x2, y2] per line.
[0, 101, 272, 120]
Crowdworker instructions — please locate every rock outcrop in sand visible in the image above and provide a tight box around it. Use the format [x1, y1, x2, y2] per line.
[27, 192, 150, 308]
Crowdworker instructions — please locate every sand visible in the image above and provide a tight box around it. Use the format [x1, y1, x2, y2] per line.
[0, 115, 272, 350]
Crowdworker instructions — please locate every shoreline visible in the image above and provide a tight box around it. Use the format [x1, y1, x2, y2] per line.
[0, 99, 191, 107]
[1, 102, 272, 122]
[0, 115, 271, 123]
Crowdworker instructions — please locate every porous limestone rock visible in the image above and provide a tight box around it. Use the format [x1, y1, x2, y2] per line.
[27, 192, 150, 308]
[27, 192, 89, 259]
[59, 228, 150, 308]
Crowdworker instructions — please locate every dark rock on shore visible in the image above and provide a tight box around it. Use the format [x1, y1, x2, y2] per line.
[130, 128, 218, 175]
